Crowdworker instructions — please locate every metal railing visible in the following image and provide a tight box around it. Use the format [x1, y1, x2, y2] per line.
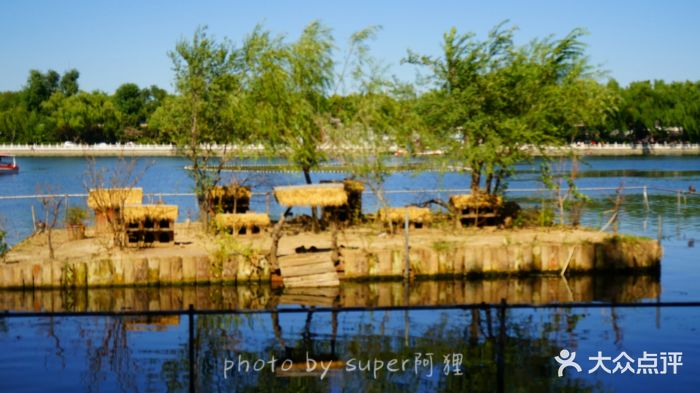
[0, 185, 697, 201]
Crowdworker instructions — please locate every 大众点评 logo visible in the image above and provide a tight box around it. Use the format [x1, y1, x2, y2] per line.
[554, 349, 683, 377]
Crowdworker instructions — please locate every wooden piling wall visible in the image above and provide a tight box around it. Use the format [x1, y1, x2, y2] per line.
[0, 233, 661, 289]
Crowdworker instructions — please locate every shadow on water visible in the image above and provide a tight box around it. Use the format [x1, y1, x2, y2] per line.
[0, 274, 660, 313]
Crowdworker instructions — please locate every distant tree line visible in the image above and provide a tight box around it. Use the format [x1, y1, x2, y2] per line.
[601, 79, 700, 142]
[0, 70, 167, 144]
[2, 22, 700, 150]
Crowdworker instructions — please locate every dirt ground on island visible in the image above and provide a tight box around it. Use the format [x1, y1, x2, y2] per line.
[4, 222, 613, 266]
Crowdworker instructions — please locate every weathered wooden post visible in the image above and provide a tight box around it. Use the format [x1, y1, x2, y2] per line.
[31, 205, 37, 232]
[403, 209, 411, 346]
[497, 299, 507, 393]
[404, 210, 410, 282]
[64, 194, 69, 222]
[643, 186, 649, 211]
[188, 304, 196, 393]
[265, 192, 270, 215]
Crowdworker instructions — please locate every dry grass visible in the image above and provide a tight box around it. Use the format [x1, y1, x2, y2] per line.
[378, 207, 432, 223]
[215, 212, 271, 228]
[274, 184, 348, 207]
[123, 204, 178, 222]
[449, 193, 503, 210]
[88, 188, 143, 209]
[209, 185, 252, 199]
[343, 179, 365, 192]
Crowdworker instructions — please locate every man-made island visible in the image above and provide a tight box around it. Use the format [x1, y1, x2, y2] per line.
[0, 222, 660, 289]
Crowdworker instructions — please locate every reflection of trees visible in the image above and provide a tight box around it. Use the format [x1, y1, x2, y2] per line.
[81, 318, 138, 393]
[47, 316, 67, 369]
[3, 274, 661, 392]
[159, 308, 609, 393]
[1, 305, 628, 392]
[28, 317, 141, 393]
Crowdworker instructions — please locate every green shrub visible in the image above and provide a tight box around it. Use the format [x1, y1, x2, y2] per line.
[513, 207, 554, 228]
[0, 229, 8, 258]
[65, 206, 88, 226]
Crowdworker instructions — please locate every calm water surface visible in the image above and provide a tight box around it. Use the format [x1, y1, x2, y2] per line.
[0, 155, 699, 392]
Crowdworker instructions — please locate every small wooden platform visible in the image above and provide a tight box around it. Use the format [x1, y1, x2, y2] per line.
[278, 251, 340, 288]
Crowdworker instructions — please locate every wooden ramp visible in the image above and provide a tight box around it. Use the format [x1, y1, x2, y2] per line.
[278, 251, 340, 288]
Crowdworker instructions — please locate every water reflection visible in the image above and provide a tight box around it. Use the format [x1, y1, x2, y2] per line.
[0, 274, 660, 313]
[3, 303, 698, 392]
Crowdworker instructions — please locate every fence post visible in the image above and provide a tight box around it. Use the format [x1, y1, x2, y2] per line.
[404, 211, 410, 283]
[497, 299, 507, 393]
[643, 186, 649, 211]
[403, 210, 411, 346]
[31, 205, 37, 232]
[64, 194, 69, 222]
[188, 304, 195, 393]
[265, 192, 271, 216]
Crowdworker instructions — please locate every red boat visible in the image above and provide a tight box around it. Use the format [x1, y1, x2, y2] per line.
[0, 154, 19, 174]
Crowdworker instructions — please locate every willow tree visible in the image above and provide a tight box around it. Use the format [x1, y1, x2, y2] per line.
[329, 26, 423, 215]
[284, 22, 334, 183]
[238, 21, 334, 230]
[150, 27, 245, 224]
[408, 22, 614, 195]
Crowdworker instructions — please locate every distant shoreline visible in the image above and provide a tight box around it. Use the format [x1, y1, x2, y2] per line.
[1, 142, 700, 157]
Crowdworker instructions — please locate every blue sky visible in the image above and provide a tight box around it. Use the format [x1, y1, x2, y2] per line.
[1, 0, 699, 93]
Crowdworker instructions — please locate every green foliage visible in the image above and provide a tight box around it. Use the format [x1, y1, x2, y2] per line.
[24, 69, 60, 110]
[328, 25, 422, 210]
[152, 26, 247, 222]
[0, 95, 49, 143]
[0, 228, 8, 258]
[539, 155, 590, 226]
[65, 206, 88, 226]
[160, 26, 241, 147]
[0, 67, 168, 144]
[2, 21, 700, 149]
[407, 22, 614, 193]
[112, 83, 168, 139]
[59, 69, 80, 97]
[603, 79, 700, 142]
[44, 91, 121, 143]
[243, 21, 335, 181]
[511, 207, 554, 228]
[113, 83, 143, 124]
[432, 240, 452, 252]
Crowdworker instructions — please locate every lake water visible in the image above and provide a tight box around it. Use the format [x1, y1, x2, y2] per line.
[0, 155, 699, 392]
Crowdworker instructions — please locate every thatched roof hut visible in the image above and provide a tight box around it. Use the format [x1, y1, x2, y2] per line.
[449, 193, 503, 210]
[215, 213, 271, 228]
[274, 184, 348, 207]
[378, 206, 432, 223]
[343, 179, 365, 193]
[321, 179, 365, 224]
[208, 185, 252, 199]
[207, 185, 251, 214]
[88, 188, 143, 210]
[123, 204, 178, 223]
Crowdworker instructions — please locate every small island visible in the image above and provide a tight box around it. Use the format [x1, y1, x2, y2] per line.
[0, 184, 661, 289]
